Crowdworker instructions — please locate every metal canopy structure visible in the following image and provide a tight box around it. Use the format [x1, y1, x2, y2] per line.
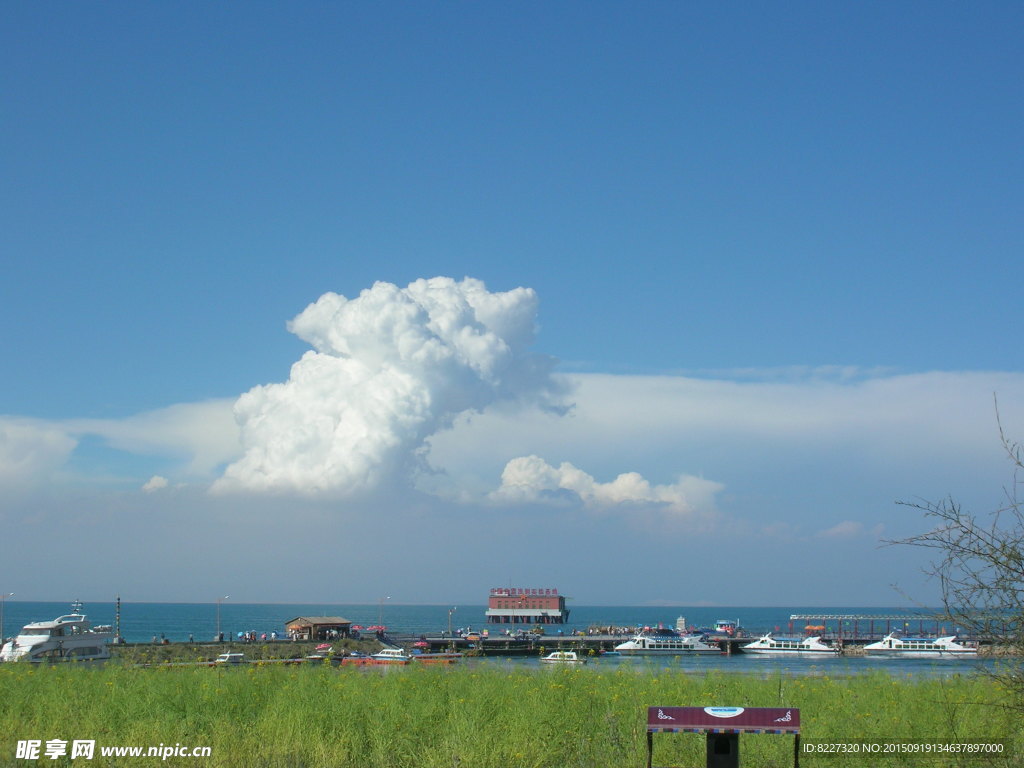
[789, 614, 934, 621]
[785, 613, 954, 643]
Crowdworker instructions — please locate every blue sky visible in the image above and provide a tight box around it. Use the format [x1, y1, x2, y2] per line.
[2, 2, 1023, 606]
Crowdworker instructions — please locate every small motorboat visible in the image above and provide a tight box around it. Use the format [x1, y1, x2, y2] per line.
[369, 648, 412, 664]
[540, 650, 587, 664]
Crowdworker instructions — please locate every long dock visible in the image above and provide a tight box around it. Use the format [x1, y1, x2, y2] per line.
[411, 634, 633, 655]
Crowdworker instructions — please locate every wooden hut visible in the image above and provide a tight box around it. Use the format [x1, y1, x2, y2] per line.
[284, 616, 352, 641]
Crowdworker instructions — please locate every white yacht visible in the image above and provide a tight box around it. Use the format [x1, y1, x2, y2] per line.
[0, 603, 113, 665]
[863, 633, 977, 658]
[615, 630, 720, 655]
[742, 633, 838, 656]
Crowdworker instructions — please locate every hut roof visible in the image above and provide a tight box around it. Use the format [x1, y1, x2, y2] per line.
[285, 616, 352, 627]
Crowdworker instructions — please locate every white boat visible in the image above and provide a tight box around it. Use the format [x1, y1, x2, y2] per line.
[214, 653, 246, 664]
[540, 650, 587, 664]
[0, 603, 113, 665]
[615, 630, 720, 655]
[742, 633, 838, 655]
[863, 633, 977, 658]
[371, 648, 412, 664]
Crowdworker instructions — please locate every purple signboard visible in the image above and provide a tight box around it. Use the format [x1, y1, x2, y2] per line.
[647, 706, 800, 734]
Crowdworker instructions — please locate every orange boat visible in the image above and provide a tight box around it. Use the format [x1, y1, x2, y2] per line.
[410, 652, 462, 664]
[341, 655, 408, 666]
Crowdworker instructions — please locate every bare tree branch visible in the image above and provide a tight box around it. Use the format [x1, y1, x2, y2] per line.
[888, 397, 1024, 712]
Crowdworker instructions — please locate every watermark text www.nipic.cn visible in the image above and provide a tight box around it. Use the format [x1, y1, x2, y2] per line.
[16, 739, 212, 760]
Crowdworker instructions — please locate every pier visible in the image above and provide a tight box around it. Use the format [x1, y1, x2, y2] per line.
[407, 633, 738, 655]
[785, 614, 962, 645]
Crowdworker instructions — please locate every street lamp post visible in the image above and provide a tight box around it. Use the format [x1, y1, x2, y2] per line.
[448, 607, 457, 649]
[378, 596, 391, 627]
[0, 592, 13, 644]
[216, 596, 229, 642]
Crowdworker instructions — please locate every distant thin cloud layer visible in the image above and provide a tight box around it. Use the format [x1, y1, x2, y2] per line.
[212, 277, 565, 496]
[0, 419, 77, 490]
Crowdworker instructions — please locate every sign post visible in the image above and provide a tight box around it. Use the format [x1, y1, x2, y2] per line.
[646, 706, 801, 768]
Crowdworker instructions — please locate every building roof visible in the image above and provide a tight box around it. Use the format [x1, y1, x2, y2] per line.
[285, 616, 352, 626]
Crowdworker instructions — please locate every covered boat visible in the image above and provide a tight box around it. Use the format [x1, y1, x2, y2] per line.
[615, 629, 720, 655]
[741, 633, 838, 655]
[863, 633, 977, 658]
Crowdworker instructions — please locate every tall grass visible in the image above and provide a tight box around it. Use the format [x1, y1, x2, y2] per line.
[0, 663, 1014, 767]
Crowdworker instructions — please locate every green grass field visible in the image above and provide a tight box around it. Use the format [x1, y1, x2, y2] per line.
[0, 663, 1016, 767]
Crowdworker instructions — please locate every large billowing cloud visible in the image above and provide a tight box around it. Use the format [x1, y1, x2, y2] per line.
[213, 277, 565, 496]
[491, 454, 724, 520]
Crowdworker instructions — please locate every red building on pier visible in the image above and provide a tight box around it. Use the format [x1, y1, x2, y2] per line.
[484, 587, 569, 625]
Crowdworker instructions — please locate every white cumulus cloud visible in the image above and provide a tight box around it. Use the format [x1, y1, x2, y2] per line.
[491, 455, 723, 519]
[142, 475, 169, 493]
[213, 277, 565, 496]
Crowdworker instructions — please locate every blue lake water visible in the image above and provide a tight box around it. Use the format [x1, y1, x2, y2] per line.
[1, 601, 1003, 678]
